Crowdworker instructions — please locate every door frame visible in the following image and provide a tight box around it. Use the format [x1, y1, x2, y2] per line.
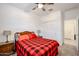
[63, 18, 78, 55]
[76, 17, 79, 55]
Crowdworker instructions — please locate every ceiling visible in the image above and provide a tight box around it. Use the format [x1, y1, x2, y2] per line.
[2, 3, 79, 16]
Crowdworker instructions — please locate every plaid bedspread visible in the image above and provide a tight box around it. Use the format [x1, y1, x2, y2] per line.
[15, 37, 59, 56]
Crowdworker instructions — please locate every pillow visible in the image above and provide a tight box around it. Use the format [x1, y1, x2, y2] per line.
[28, 33, 37, 39]
[18, 35, 29, 41]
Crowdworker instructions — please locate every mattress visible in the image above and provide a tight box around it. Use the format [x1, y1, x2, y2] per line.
[15, 37, 59, 56]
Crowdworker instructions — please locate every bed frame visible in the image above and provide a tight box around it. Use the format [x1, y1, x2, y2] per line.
[14, 31, 34, 41]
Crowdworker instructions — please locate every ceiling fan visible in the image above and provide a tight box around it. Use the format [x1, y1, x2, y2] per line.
[32, 3, 54, 11]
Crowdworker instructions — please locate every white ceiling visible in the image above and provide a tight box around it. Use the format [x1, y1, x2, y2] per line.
[2, 3, 79, 16]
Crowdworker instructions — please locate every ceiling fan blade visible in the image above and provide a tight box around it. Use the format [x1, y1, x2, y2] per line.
[32, 7, 37, 10]
[42, 3, 46, 5]
[35, 3, 39, 4]
[42, 8, 46, 11]
[47, 3, 54, 5]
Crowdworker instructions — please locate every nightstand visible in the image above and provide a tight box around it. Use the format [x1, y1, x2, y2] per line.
[0, 41, 15, 56]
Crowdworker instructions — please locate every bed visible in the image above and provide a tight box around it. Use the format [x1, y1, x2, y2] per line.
[15, 31, 59, 56]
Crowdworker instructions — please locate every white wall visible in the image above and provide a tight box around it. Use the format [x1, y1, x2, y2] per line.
[0, 4, 39, 42]
[2, 4, 79, 45]
[39, 11, 64, 45]
[64, 8, 79, 20]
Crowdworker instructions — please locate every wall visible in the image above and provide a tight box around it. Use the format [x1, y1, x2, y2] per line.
[0, 4, 39, 42]
[64, 8, 79, 20]
[39, 11, 64, 45]
[38, 7, 79, 45]
[2, 4, 79, 45]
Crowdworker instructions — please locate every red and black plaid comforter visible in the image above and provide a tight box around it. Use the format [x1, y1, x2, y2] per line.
[15, 37, 59, 56]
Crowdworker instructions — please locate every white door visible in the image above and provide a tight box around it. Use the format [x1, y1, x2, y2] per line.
[64, 19, 76, 40]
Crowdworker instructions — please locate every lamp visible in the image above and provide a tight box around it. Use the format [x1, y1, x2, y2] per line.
[3, 30, 11, 42]
[37, 30, 41, 36]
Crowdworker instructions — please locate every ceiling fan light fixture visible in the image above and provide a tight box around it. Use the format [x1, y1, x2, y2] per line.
[38, 4, 43, 8]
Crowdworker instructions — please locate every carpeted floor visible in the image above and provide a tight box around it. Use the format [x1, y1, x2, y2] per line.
[59, 44, 77, 56]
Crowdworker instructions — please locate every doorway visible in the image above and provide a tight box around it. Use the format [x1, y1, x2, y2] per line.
[64, 19, 76, 46]
[62, 19, 77, 56]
